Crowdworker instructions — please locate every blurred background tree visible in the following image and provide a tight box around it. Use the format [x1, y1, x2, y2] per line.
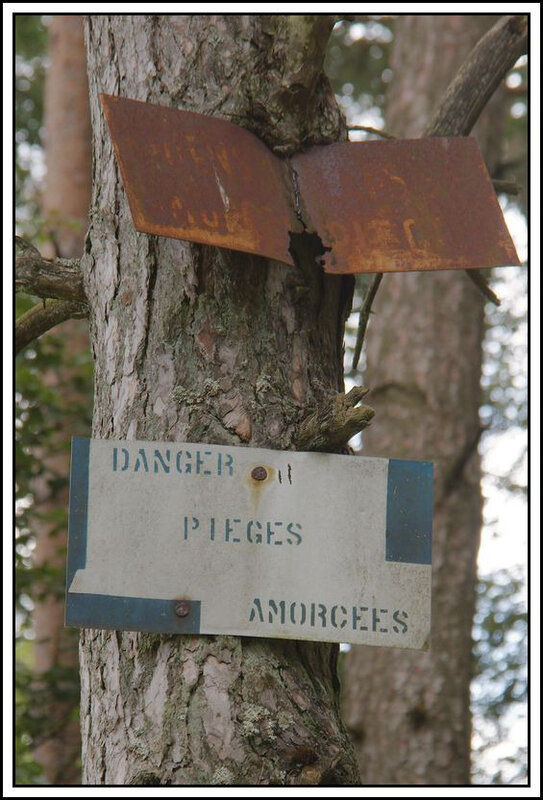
[15, 13, 527, 785]
[327, 14, 527, 785]
[15, 14, 93, 785]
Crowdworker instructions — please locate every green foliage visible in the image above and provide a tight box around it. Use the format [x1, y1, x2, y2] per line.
[15, 318, 93, 783]
[326, 17, 394, 131]
[473, 571, 527, 720]
[471, 570, 527, 784]
[482, 267, 528, 436]
[16, 643, 81, 785]
[15, 641, 45, 785]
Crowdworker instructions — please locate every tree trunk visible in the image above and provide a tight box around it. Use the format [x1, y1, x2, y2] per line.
[341, 15, 507, 785]
[42, 15, 92, 259]
[79, 15, 359, 785]
[32, 15, 91, 784]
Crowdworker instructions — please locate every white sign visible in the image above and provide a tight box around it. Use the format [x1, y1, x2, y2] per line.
[67, 438, 433, 649]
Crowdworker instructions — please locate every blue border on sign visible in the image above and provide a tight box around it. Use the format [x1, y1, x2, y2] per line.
[66, 437, 90, 589]
[65, 437, 202, 634]
[386, 459, 433, 564]
[66, 593, 201, 634]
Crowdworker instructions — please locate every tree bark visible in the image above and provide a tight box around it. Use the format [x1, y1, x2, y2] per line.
[341, 15, 510, 784]
[79, 15, 359, 785]
[30, 15, 91, 784]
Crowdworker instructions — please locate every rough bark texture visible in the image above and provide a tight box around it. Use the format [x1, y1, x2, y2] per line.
[31, 16, 91, 784]
[341, 15, 509, 785]
[79, 15, 359, 785]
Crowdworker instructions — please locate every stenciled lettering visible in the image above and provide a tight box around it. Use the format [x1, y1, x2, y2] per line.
[268, 600, 286, 624]
[372, 608, 389, 633]
[286, 522, 302, 545]
[181, 516, 303, 546]
[225, 518, 242, 543]
[249, 599, 409, 635]
[310, 603, 327, 628]
[247, 520, 263, 544]
[331, 604, 348, 629]
[134, 448, 149, 472]
[249, 598, 264, 623]
[154, 449, 171, 473]
[217, 452, 234, 477]
[183, 516, 199, 540]
[112, 447, 130, 472]
[392, 609, 408, 634]
[266, 521, 283, 546]
[289, 602, 307, 625]
[352, 605, 369, 631]
[112, 445, 235, 477]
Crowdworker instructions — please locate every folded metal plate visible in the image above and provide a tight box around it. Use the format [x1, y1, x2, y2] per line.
[101, 94, 520, 274]
[101, 94, 297, 265]
[293, 138, 521, 274]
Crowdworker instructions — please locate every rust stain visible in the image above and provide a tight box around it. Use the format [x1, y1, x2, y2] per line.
[101, 94, 521, 275]
[246, 464, 276, 515]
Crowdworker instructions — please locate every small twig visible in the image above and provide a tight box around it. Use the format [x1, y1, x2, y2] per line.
[16, 300, 88, 355]
[465, 270, 501, 306]
[295, 386, 374, 452]
[492, 178, 520, 196]
[348, 125, 396, 140]
[15, 236, 90, 352]
[440, 423, 490, 501]
[352, 273, 383, 371]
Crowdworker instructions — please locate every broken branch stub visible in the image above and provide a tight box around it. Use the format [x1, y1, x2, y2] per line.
[101, 94, 520, 276]
[295, 387, 375, 452]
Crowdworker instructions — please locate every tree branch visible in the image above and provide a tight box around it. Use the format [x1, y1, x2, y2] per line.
[16, 299, 89, 355]
[16, 236, 87, 303]
[424, 14, 528, 138]
[294, 386, 375, 451]
[15, 236, 89, 352]
[492, 179, 520, 196]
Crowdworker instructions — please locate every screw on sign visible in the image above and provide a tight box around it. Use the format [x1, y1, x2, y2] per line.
[251, 466, 268, 482]
[174, 600, 191, 618]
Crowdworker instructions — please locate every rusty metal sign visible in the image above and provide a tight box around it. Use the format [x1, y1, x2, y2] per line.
[101, 94, 520, 274]
[67, 438, 433, 649]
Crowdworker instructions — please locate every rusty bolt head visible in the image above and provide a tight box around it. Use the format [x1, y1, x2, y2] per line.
[174, 600, 191, 618]
[251, 466, 268, 481]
